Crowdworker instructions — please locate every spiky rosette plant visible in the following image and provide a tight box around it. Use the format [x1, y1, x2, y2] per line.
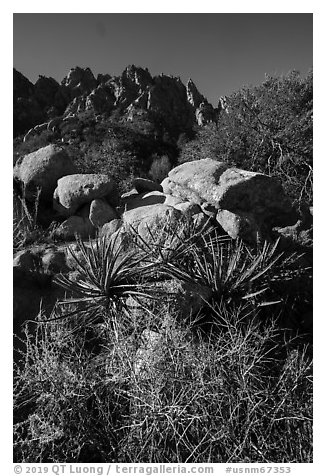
[129, 213, 217, 280]
[54, 232, 161, 325]
[186, 232, 309, 309]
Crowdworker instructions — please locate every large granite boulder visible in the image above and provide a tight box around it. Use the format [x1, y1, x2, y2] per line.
[99, 219, 123, 239]
[164, 158, 296, 239]
[13, 144, 76, 201]
[53, 215, 95, 240]
[123, 203, 181, 242]
[53, 174, 118, 216]
[89, 198, 118, 227]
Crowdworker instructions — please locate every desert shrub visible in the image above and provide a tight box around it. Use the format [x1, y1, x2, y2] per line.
[178, 70, 313, 206]
[14, 220, 312, 463]
[14, 300, 312, 463]
[13, 131, 56, 164]
[13, 190, 58, 251]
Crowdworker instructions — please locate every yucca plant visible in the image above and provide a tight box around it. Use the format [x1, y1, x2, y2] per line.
[130, 213, 216, 280]
[53, 232, 165, 326]
[169, 231, 309, 311]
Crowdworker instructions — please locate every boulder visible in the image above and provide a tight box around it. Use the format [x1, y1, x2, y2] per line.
[123, 203, 181, 242]
[163, 194, 184, 207]
[99, 219, 123, 239]
[53, 215, 95, 240]
[167, 159, 296, 234]
[53, 174, 118, 216]
[216, 209, 262, 243]
[133, 178, 163, 194]
[89, 198, 118, 227]
[13, 144, 76, 201]
[161, 177, 174, 195]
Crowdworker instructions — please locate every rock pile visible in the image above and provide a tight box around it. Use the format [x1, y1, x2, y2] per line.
[14, 145, 298, 243]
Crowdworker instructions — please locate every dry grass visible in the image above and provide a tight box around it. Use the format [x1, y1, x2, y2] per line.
[13, 221, 312, 463]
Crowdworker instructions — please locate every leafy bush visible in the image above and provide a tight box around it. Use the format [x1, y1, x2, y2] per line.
[178, 70, 313, 206]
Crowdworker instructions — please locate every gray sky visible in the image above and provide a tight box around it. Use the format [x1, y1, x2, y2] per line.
[13, 13, 312, 106]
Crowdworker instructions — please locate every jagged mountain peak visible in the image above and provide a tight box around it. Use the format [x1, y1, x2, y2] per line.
[13, 65, 220, 138]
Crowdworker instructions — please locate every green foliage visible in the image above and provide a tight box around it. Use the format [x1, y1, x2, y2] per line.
[178, 70, 313, 206]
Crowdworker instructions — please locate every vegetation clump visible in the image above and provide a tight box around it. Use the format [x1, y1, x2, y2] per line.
[14, 220, 312, 463]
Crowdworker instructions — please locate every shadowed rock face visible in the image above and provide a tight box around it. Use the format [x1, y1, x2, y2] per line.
[34, 75, 61, 110]
[13, 65, 220, 137]
[61, 66, 97, 98]
[13, 69, 44, 136]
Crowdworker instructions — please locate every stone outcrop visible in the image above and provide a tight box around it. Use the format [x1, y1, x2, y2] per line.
[89, 198, 118, 227]
[100, 219, 123, 239]
[85, 84, 115, 114]
[13, 143, 301, 245]
[187, 79, 218, 126]
[61, 66, 97, 99]
[186, 78, 205, 108]
[216, 209, 261, 242]
[123, 203, 181, 242]
[53, 215, 95, 240]
[164, 158, 296, 240]
[34, 75, 61, 111]
[13, 144, 76, 201]
[13, 65, 220, 138]
[53, 173, 118, 216]
[13, 69, 44, 136]
[147, 75, 194, 130]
